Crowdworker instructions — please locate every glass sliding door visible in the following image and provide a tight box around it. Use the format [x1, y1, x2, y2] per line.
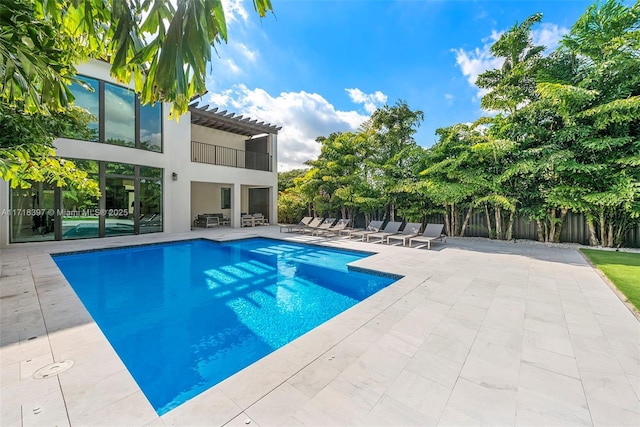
[105, 177, 135, 236]
[61, 160, 100, 240]
[9, 159, 163, 243]
[10, 183, 56, 242]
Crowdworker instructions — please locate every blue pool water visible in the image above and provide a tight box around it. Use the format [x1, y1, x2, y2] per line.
[53, 238, 398, 415]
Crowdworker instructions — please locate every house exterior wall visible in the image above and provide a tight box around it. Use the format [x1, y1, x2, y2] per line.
[191, 125, 246, 149]
[0, 60, 278, 247]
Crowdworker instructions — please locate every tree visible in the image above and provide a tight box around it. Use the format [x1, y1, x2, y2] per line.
[1, 0, 274, 191]
[278, 169, 308, 192]
[476, 13, 545, 114]
[366, 100, 425, 222]
[540, 0, 640, 246]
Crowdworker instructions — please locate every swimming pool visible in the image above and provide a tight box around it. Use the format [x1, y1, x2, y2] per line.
[53, 238, 398, 415]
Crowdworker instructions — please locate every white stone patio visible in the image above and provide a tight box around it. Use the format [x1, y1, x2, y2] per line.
[1, 226, 638, 426]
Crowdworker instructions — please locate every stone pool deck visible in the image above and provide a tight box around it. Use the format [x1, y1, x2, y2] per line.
[1, 226, 638, 426]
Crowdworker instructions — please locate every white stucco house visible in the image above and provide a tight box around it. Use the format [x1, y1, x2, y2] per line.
[0, 60, 280, 247]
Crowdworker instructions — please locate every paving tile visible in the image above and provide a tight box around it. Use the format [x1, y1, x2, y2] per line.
[20, 386, 70, 427]
[384, 369, 451, 423]
[518, 363, 590, 415]
[244, 382, 310, 426]
[217, 359, 283, 409]
[405, 346, 464, 390]
[291, 383, 372, 425]
[459, 339, 521, 391]
[515, 405, 592, 427]
[222, 412, 261, 427]
[287, 356, 341, 398]
[421, 332, 474, 364]
[19, 352, 54, 380]
[443, 377, 517, 426]
[587, 397, 640, 427]
[72, 391, 157, 427]
[523, 328, 575, 357]
[363, 395, 433, 426]
[521, 344, 580, 379]
[62, 367, 141, 423]
[161, 387, 241, 426]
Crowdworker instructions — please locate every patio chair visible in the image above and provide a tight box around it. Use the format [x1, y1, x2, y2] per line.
[295, 217, 324, 233]
[386, 223, 422, 246]
[196, 214, 220, 228]
[280, 216, 313, 233]
[347, 220, 384, 240]
[365, 221, 403, 243]
[301, 218, 335, 235]
[408, 224, 446, 249]
[313, 218, 350, 237]
[241, 214, 255, 227]
[253, 213, 267, 225]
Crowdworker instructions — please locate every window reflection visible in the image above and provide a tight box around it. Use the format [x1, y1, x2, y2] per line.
[10, 183, 56, 242]
[62, 160, 100, 240]
[66, 76, 99, 141]
[105, 177, 135, 236]
[140, 178, 163, 234]
[64, 76, 162, 152]
[140, 103, 162, 152]
[9, 160, 163, 243]
[105, 83, 135, 147]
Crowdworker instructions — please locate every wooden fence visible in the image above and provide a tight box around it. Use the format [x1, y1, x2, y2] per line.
[422, 211, 640, 248]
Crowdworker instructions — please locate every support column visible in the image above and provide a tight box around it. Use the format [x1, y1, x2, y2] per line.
[232, 183, 242, 228]
[269, 133, 278, 224]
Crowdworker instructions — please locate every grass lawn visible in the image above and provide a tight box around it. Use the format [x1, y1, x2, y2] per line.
[581, 249, 640, 311]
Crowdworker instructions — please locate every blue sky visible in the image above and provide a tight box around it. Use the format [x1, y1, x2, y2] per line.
[202, 0, 601, 170]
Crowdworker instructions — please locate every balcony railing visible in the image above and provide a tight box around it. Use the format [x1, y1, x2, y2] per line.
[191, 141, 272, 172]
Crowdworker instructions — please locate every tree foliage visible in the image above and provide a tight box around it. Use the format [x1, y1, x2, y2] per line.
[289, 0, 639, 247]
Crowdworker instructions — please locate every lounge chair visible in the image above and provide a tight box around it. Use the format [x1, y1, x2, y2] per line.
[295, 217, 324, 233]
[301, 218, 335, 235]
[386, 222, 422, 246]
[313, 218, 350, 237]
[365, 221, 403, 243]
[280, 216, 313, 232]
[348, 220, 384, 240]
[408, 224, 446, 249]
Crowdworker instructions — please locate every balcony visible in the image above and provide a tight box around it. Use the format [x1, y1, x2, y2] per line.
[191, 141, 272, 172]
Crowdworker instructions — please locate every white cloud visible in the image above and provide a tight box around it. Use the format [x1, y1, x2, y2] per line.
[532, 23, 569, 53]
[235, 42, 257, 62]
[206, 85, 370, 171]
[454, 23, 567, 103]
[345, 88, 388, 114]
[222, 58, 241, 75]
[453, 31, 503, 89]
[222, 0, 249, 25]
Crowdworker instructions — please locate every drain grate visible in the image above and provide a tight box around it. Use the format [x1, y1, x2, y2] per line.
[33, 360, 74, 379]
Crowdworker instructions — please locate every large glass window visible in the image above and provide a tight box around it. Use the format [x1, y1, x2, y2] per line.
[67, 76, 99, 141]
[9, 159, 163, 243]
[140, 103, 162, 152]
[104, 83, 136, 147]
[221, 188, 231, 209]
[64, 76, 162, 151]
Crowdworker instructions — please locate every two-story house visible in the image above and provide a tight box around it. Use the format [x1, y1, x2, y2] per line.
[0, 60, 280, 247]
